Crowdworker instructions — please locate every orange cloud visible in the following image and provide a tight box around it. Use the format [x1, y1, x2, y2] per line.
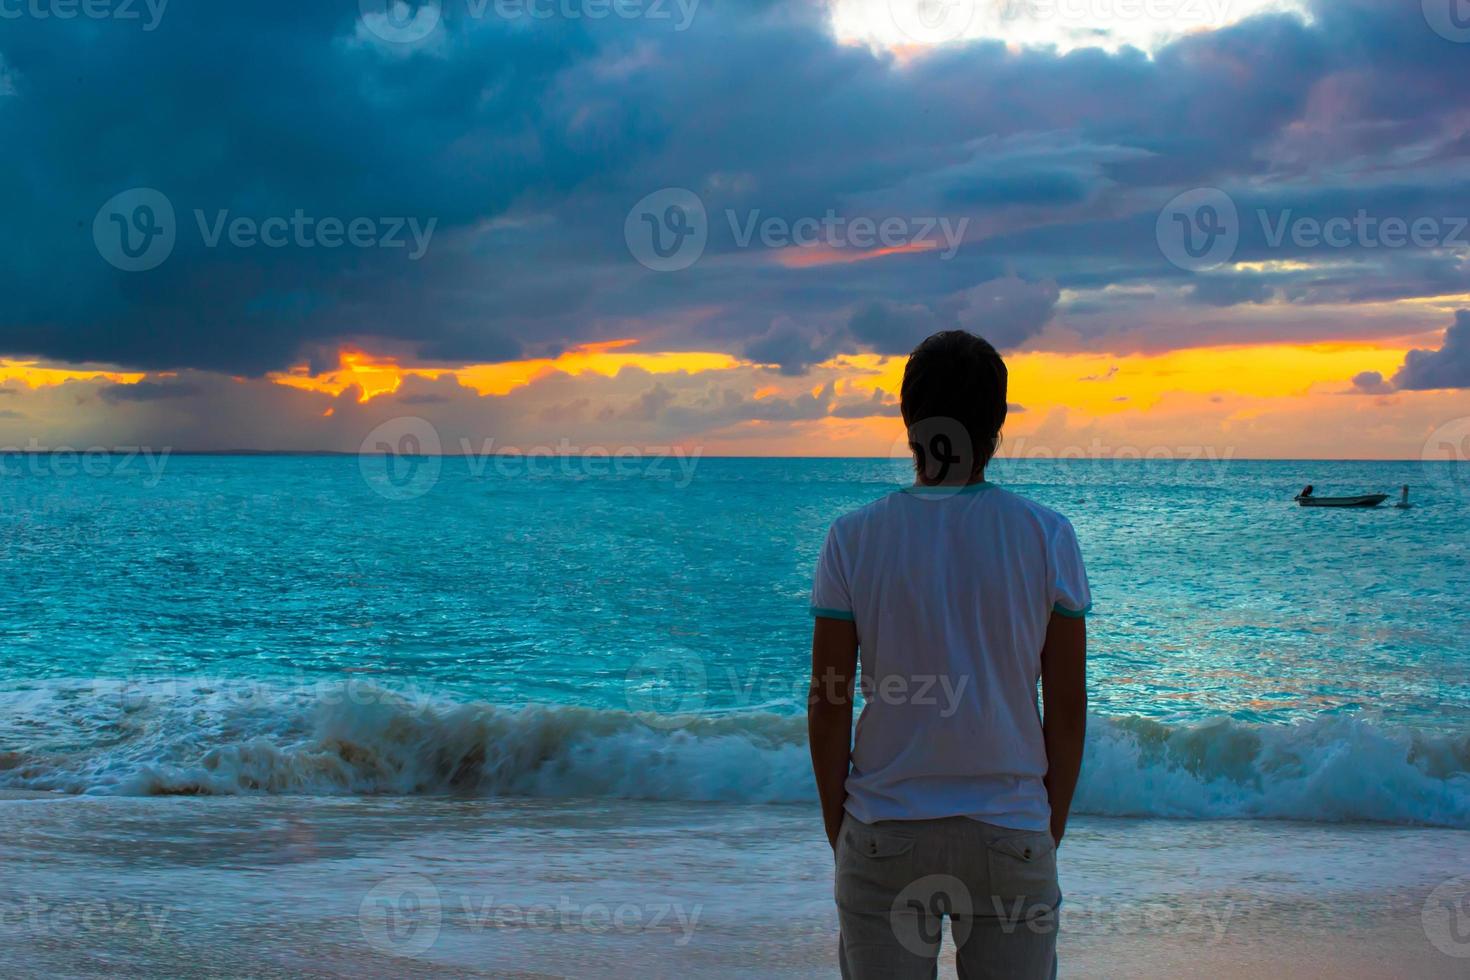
[775, 241, 939, 269]
[269, 340, 744, 402]
[270, 349, 448, 402]
[833, 342, 1411, 417]
[0, 361, 144, 388]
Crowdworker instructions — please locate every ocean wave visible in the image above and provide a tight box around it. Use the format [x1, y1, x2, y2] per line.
[1, 679, 1466, 827]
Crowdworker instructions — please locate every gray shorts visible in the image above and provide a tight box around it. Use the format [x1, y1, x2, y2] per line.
[834, 814, 1060, 980]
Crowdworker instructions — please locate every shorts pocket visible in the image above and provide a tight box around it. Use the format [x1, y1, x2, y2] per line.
[983, 831, 1059, 926]
[841, 820, 917, 861]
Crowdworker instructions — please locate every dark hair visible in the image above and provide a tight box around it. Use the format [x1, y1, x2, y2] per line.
[900, 331, 1008, 484]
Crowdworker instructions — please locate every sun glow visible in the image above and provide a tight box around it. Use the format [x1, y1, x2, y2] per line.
[831, 341, 1410, 416]
[0, 361, 145, 388]
[268, 340, 744, 402]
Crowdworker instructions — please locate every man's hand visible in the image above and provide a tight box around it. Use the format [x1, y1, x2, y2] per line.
[1041, 612, 1087, 849]
[808, 616, 858, 852]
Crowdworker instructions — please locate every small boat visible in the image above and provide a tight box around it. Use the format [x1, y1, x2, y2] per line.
[1294, 485, 1388, 508]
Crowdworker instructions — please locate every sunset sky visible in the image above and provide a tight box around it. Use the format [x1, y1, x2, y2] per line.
[1, 0, 1468, 459]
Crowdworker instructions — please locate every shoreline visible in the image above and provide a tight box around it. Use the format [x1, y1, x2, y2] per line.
[0, 788, 68, 801]
[3, 796, 1466, 978]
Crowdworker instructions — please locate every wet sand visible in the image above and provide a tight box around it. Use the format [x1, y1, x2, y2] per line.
[3, 795, 1467, 978]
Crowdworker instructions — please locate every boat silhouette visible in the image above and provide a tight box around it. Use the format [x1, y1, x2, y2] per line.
[1294, 484, 1388, 508]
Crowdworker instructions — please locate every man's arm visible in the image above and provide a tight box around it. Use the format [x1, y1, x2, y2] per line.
[808, 616, 858, 850]
[1040, 612, 1087, 847]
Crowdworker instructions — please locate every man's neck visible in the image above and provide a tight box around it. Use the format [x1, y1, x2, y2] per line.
[915, 468, 987, 488]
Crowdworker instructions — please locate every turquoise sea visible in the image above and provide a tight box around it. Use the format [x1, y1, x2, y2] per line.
[2, 454, 1466, 827]
[4, 454, 1470, 977]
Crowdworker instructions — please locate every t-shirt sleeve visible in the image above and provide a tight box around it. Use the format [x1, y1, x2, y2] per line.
[1050, 518, 1093, 618]
[809, 525, 854, 621]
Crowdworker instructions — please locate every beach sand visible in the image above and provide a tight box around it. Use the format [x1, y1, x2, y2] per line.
[2, 795, 1466, 978]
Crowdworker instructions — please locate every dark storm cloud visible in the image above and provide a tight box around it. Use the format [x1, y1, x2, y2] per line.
[98, 380, 203, 403]
[1350, 371, 1394, 395]
[0, 0, 1465, 376]
[743, 318, 853, 377]
[849, 277, 1060, 354]
[1391, 311, 1470, 391]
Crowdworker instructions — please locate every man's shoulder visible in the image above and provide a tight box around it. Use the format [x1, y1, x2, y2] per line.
[828, 490, 904, 534]
[986, 485, 1076, 534]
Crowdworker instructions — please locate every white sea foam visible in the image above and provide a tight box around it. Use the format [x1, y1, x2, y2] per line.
[1, 679, 1466, 827]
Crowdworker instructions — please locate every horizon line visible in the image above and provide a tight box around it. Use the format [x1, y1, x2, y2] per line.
[0, 449, 1456, 463]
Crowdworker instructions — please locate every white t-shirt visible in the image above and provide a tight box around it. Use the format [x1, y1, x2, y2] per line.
[810, 481, 1091, 832]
